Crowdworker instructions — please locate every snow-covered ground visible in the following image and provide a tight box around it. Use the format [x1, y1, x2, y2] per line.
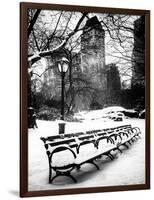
[28, 115, 145, 192]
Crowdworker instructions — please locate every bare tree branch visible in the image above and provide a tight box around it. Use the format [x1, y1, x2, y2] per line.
[28, 9, 41, 37]
[28, 12, 88, 65]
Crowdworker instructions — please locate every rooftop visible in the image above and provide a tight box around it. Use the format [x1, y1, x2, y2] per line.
[84, 16, 102, 30]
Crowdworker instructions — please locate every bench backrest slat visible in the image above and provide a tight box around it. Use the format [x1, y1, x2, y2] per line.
[41, 124, 134, 156]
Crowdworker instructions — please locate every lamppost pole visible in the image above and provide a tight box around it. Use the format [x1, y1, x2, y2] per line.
[61, 72, 65, 120]
[57, 57, 69, 134]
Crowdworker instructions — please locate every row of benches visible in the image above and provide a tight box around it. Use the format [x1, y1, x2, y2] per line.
[40, 124, 141, 184]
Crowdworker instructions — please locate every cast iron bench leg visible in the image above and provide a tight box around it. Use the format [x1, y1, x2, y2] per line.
[76, 165, 81, 171]
[107, 152, 115, 160]
[136, 134, 141, 139]
[103, 152, 115, 160]
[49, 163, 52, 183]
[50, 171, 77, 183]
[134, 135, 139, 140]
[116, 147, 123, 153]
[123, 143, 129, 149]
[128, 140, 132, 145]
[86, 160, 100, 170]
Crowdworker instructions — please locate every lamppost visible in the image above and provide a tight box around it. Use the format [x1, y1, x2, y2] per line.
[57, 57, 69, 134]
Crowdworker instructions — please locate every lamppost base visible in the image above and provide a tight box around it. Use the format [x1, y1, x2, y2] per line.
[58, 122, 66, 134]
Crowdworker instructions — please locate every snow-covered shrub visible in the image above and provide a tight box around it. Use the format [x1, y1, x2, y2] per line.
[38, 106, 61, 121]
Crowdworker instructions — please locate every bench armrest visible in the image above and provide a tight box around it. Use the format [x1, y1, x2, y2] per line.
[48, 145, 77, 159]
[132, 127, 141, 134]
[77, 140, 97, 154]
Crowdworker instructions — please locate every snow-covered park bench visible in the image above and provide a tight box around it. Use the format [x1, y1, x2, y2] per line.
[40, 124, 141, 184]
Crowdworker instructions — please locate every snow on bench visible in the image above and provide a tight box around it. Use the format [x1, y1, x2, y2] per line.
[40, 124, 141, 183]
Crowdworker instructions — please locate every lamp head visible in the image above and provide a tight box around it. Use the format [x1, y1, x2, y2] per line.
[57, 57, 69, 73]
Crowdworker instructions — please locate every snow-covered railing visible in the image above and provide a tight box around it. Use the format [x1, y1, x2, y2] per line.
[40, 124, 141, 184]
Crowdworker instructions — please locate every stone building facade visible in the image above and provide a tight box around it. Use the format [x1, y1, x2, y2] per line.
[106, 63, 121, 105]
[131, 16, 145, 87]
[81, 16, 106, 90]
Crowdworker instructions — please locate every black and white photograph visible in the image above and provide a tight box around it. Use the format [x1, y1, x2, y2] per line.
[20, 2, 150, 197]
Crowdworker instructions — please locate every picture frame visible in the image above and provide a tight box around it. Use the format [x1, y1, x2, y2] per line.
[20, 2, 150, 197]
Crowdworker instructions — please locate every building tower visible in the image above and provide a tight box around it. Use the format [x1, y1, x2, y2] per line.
[106, 63, 121, 105]
[132, 16, 145, 87]
[81, 16, 106, 89]
[106, 64, 121, 91]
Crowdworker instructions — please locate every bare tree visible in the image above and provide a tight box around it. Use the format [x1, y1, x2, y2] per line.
[28, 10, 145, 114]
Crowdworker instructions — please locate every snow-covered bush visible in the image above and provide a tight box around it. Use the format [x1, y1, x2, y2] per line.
[38, 106, 61, 121]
